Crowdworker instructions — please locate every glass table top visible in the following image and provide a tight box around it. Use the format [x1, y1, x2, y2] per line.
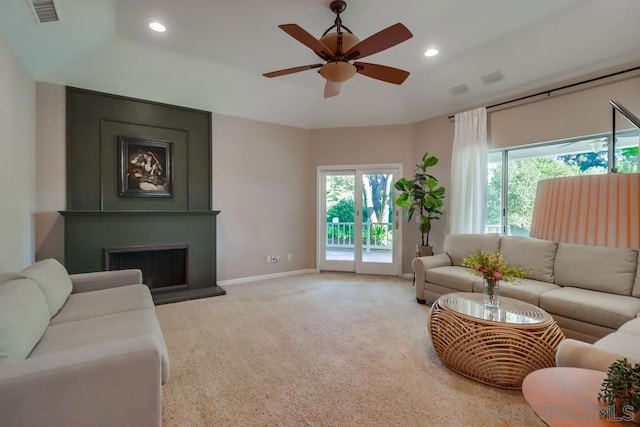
[438, 292, 551, 325]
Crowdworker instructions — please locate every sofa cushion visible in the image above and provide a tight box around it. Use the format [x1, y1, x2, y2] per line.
[21, 259, 73, 318]
[425, 266, 476, 292]
[444, 233, 500, 266]
[49, 284, 154, 325]
[29, 309, 170, 384]
[0, 273, 25, 284]
[499, 236, 558, 283]
[594, 332, 640, 361]
[0, 279, 50, 360]
[472, 277, 560, 306]
[540, 287, 640, 330]
[554, 243, 638, 296]
[618, 317, 640, 336]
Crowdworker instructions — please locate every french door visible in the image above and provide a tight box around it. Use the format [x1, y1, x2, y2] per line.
[318, 165, 402, 275]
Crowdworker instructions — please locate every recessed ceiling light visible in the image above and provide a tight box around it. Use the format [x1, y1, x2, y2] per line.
[424, 48, 439, 57]
[149, 22, 166, 33]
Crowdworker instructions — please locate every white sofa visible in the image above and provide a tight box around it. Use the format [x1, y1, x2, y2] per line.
[412, 234, 640, 371]
[0, 259, 169, 427]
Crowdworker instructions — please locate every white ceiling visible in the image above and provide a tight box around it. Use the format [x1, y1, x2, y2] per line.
[2, 0, 640, 129]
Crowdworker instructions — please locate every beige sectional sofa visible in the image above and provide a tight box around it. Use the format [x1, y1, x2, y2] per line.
[556, 317, 640, 371]
[0, 259, 169, 427]
[412, 234, 640, 371]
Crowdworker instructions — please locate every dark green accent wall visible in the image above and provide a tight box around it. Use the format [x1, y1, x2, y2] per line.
[60, 211, 219, 289]
[66, 87, 211, 210]
[63, 88, 219, 291]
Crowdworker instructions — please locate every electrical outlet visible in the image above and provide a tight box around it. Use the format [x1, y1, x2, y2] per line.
[266, 255, 271, 264]
[287, 253, 292, 261]
[271, 255, 278, 263]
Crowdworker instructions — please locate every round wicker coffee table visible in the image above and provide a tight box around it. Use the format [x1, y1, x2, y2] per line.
[428, 292, 565, 389]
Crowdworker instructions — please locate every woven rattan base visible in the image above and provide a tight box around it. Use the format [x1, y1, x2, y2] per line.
[428, 293, 565, 389]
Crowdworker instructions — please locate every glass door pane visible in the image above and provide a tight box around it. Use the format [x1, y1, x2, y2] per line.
[360, 173, 393, 264]
[319, 166, 402, 275]
[355, 169, 401, 275]
[324, 173, 355, 265]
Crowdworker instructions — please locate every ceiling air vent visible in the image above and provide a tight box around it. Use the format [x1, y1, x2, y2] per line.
[27, 0, 60, 23]
[449, 84, 469, 95]
[481, 70, 505, 85]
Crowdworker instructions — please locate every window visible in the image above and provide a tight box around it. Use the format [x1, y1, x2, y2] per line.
[485, 130, 639, 235]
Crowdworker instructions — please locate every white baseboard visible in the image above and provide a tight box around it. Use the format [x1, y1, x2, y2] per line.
[399, 273, 414, 279]
[218, 269, 318, 286]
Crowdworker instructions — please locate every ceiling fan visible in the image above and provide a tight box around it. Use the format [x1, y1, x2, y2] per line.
[263, 0, 413, 98]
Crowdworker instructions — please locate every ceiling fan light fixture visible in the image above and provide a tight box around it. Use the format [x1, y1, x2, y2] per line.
[264, 1, 413, 96]
[319, 62, 357, 82]
[320, 32, 360, 54]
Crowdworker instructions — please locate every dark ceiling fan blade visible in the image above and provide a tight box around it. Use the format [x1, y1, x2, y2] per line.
[354, 62, 410, 85]
[278, 24, 335, 60]
[345, 23, 413, 60]
[263, 64, 323, 78]
[324, 81, 341, 98]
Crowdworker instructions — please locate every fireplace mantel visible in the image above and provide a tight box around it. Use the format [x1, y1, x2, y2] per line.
[59, 210, 220, 216]
[59, 210, 223, 303]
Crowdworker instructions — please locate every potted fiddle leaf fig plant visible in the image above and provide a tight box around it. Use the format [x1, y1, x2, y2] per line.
[394, 152, 446, 257]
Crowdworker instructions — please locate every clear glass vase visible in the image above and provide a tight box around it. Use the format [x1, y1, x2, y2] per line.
[483, 278, 500, 308]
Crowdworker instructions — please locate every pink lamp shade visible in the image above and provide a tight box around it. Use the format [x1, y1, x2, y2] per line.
[530, 173, 640, 249]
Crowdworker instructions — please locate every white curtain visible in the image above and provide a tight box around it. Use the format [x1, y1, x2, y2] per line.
[450, 107, 488, 234]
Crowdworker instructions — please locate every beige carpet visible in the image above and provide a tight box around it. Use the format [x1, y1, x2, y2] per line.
[156, 273, 544, 426]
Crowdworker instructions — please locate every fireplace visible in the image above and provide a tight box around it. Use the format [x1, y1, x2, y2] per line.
[60, 210, 225, 304]
[62, 88, 222, 303]
[105, 244, 189, 293]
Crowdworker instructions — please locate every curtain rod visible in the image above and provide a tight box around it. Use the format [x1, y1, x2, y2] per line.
[447, 65, 640, 120]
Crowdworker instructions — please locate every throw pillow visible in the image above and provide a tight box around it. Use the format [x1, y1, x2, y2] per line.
[0, 279, 50, 360]
[22, 259, 73, 318]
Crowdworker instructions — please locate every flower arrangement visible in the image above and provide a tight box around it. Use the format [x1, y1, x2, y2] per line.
[461, 249, 527, 283]
[461, 249, 527, 307]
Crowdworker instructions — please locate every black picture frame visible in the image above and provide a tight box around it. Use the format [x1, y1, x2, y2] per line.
[118, 136, 173, 198]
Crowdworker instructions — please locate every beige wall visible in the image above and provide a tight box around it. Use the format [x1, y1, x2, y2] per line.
[411, 116, 455, 268]
[310, 125, 413, 166]
[31, 87, 317, 281]
[212, 114, 315, 280]
[310, 124, 414, 272]
[30, 71, 640, 278]
[0, 34, 35, 273]
[35, 82, 65, 263]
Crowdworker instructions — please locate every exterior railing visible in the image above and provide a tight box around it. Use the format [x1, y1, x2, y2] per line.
[484, 224, 531, 236]
[484, 224, 501, 234]
[326, 222, 393, 252]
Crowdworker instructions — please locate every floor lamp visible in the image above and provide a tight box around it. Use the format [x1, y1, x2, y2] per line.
[530, 173, 640, 249]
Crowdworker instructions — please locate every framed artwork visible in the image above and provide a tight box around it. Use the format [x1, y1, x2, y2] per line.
[118, 136, 173, 197]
